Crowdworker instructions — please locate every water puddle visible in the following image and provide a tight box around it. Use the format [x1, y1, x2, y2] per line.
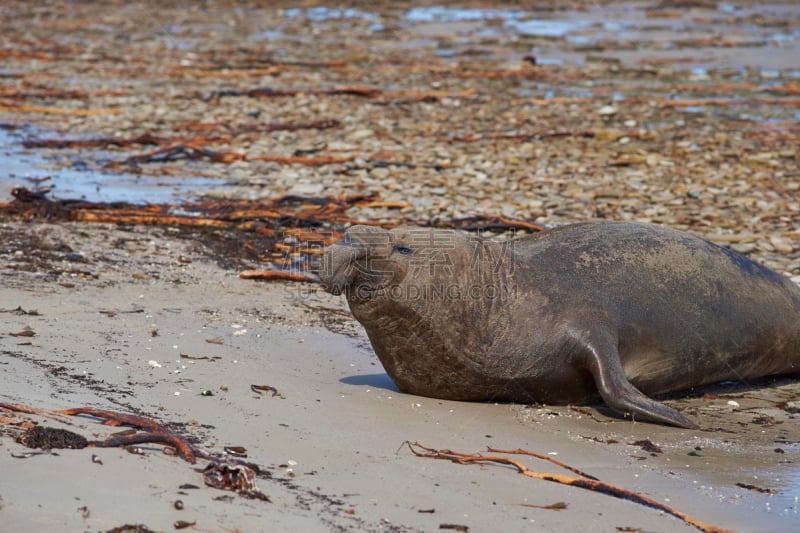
[404, 7, 527, 24]
[693, 460, 800, 523]
[400, 4, 800, 71]
[283, 6, 379, 22]
[0, 127, 219, 204]
[772, 468, 800, 517]
[506, 18, 592, 38]
[282, 3, 800, 66]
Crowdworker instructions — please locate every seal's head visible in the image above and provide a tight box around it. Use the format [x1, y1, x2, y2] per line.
[320, 225, 427, 300]
[319, 225, 476, 302]
[320, 225, 388, 296]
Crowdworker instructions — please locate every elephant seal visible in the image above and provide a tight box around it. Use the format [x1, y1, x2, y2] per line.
[319, 222, 800, 428]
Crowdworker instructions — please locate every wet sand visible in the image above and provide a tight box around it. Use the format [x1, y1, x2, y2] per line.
[1, 220, 798, 532]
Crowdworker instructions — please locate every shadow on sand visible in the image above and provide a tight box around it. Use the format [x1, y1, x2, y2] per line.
[340, 373, 400, 392]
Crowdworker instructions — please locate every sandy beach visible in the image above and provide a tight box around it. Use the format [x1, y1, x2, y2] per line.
[2, 1, 800, 531]
[1, 220, 798, 532]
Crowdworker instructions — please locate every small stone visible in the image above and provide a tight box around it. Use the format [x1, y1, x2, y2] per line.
[288, 183, 324, 195]
[731, 242, 756, 254]
[784, 401, 800, 413]
[350, 129, 374, 140]
[370, 167, 390, 180]
[769, 236, 794, 254]
[595, 128, 626, 141]
[63, 252, 86, 262]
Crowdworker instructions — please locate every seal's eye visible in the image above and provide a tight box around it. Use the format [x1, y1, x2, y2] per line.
[393, 244, 413, 255]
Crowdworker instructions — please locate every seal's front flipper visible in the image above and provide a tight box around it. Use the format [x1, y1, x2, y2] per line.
[579, 333, 699, 429]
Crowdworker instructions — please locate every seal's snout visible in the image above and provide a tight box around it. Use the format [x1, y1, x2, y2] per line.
[319, 225, 391, 295]
[319, 243, 359, 295]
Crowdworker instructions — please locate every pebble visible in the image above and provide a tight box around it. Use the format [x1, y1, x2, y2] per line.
[350, 129, 375, 140]
[370, 167, 390, 180]
[288, 183, 325, 195]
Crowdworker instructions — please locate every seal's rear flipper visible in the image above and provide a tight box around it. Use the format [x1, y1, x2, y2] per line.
[579, 333, 699, 429]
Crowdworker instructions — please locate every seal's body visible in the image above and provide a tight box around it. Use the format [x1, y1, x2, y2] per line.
[320, 222, 800, 428]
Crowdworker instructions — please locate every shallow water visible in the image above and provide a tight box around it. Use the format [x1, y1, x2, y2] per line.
[0, 128, 219, 204]
[401, 2, 800, 71]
